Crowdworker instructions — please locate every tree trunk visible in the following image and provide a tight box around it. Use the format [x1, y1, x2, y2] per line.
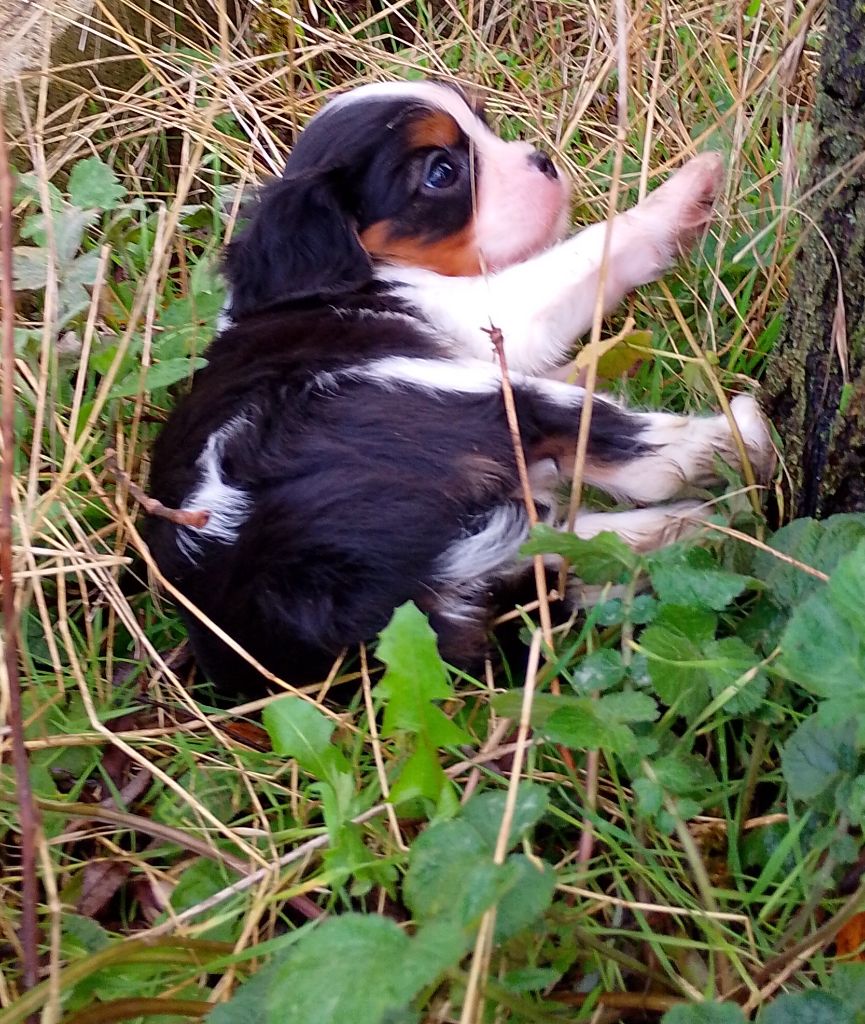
[762, 0, 865, 517]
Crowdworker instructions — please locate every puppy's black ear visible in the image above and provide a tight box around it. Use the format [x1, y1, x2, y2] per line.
[223, 174, 373, 318]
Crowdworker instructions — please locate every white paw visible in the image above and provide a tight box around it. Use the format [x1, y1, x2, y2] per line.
[729, 394, 776, 483]
[642, 152, 724, 256]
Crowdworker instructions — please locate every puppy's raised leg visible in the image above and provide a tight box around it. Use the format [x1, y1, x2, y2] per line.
[385, 153, 724, 374]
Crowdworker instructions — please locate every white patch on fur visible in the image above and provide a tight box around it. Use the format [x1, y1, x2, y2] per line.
[177, 417, 252, 561]
[572, 501, 708, 552]
[333, 356, 507, 395]
[433, 505, 531, 588]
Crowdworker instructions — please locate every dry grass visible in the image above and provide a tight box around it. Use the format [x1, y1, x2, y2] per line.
[0, 1, 841, 1022]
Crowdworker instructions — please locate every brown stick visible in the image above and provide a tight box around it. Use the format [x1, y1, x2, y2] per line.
[0, 100, 42, 994]
[484, 325, 578, 776]
[105, 449, 210, 528]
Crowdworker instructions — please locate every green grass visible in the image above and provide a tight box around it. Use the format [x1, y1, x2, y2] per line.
[6, 2, 865, 1024]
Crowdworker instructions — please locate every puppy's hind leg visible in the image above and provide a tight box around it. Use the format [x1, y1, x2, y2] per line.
[571, 501, 709, 553]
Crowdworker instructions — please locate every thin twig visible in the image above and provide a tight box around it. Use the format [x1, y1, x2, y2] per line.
[0, 97, 42, 996]
[105, 449, 210, 529]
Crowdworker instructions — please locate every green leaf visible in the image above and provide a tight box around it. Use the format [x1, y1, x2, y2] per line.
[779, 542, 865, 697]
[662, 1004, 745, 1024]
[208, 915, 467, 1024]
[387, 736, 460, 815]
[639, 622, 709, 719]
[652, 752, 717, 796]
[493, 854, 556, 942]
[501, 967, 560, 993]
[757, 514, 865, 608]
[568, 648, 626, 694]
[376, 603, 469, 746]
[826, 963, 865, 1015]
[109, 357, 207, 399]
[170, 859, 237, 942]
[521, 525, 638, 583]
[758, 992, 854, 1024]
[68, 157, 127, 210]
[701, 637, 768, 714]
[633, 777, 663, 816]
[262, 697, 350, 782]
[648, 545, 752, 610]
[12, 245, 49, 289]
[460, 783, 549, 850]
[782, 714, 857, 802]
[543, 700, 634, 753]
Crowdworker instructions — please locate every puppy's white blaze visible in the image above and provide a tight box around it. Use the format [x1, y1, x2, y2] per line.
[433, 505, 530, 587]
[177, 417, 252, 560]
[326, 80, 570, 271]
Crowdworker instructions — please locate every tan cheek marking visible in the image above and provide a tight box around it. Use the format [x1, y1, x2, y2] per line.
[360, 220, 482, 277]
[408, 110, 462, 149]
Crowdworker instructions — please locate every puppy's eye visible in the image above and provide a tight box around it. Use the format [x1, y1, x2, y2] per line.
[423, 152, 458, 190]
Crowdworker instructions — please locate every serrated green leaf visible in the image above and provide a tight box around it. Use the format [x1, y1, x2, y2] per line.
[376, 602, 470, 747]
[521, 525, 638, 583]
[782, 714, 858, 801]
[758, 992, 854, 1024]
[493, 855, 555, 942]
[633, 777, 663, 816]
[639, 623, 709, 719]
[826, 963, 865, 1015]
[404, 818, 506, 925]
[208, 914, 467, 1024]
[652, 752, 717, 796]
[779, 543, 865, 697]
[568, 648, 626, 694]
[388, 735, 459, 814]
[12, 245, 49, 289]
[757, 514, 865, 608]
[543, 701, 635, 753]
[598, 690, 659, 723]
[262, 697, 350, 782]
[663, 1003, 745, 1024]
[648, 545, 752, 610]
[702, 637, 768, 714]
[109, 356, 207, 399]
[460, 783, 549, 850]
[170, 859, 236, 942]
[68, 157, 127, 210]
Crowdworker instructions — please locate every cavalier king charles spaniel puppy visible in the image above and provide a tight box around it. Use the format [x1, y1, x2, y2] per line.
[148, 80, 774, 691]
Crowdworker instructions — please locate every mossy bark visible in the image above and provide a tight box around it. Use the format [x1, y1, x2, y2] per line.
[762, 0, 865, 517]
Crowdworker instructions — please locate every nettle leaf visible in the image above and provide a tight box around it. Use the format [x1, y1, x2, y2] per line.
[757, 514, 865, 608]
[651, 752, 717, 796]
[638, 621, 708, 720]
[521, 525, 638, 583]
[262, 697, 350, 782]
[779, 542, 865, 697]
[758, 991, 855, 1024]
[782, 714, 858, 802]
[702, 637, 768, 714]
[663, 1003, 746, 1024]
[209, 915, 467, 1024]
[568, 648, 626, 694]
[647, 545, 753, 610]
[542, 691, 656, 754]
[68, 157, 128, 211]
[461, 784, 549, 850]
[404, 788, 554, 942]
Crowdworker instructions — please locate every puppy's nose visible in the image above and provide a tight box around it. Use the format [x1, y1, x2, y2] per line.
[529, 149, 558, 180]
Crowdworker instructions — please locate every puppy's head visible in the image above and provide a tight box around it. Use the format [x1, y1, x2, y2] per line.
[224, 80, 570, 318]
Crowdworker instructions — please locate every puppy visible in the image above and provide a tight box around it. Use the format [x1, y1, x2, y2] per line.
[147, 80, 774, 691]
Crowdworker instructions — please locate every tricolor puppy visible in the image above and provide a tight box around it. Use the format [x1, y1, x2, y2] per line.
[148, 80, 774, 691]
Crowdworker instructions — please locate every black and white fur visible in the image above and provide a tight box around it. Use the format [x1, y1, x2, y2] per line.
[148, 81, 774, 691]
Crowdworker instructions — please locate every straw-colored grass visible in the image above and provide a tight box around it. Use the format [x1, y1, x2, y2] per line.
[6, 2, 861, 1023]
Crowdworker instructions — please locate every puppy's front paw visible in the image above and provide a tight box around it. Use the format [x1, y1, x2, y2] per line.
[729, 394, 777, 484]
[640, 152, 725, 259]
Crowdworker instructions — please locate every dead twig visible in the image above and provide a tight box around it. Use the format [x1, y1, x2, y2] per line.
[0, 100, 42, 995]
[105, 449, 210, 528]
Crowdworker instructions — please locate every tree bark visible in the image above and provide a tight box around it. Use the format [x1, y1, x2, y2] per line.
[762, 0, 865, 517]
